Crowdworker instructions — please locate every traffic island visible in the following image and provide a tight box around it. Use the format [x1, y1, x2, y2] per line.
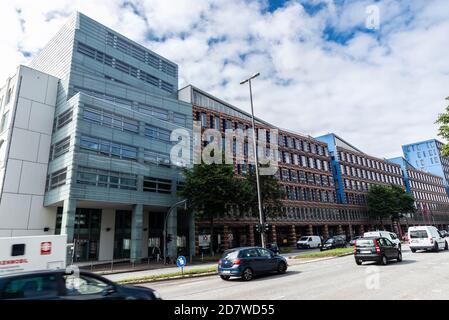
[287, 247, 353, 265]
[116, 266, 217, 285]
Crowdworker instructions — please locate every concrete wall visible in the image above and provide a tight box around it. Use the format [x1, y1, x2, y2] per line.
[0, 66, 59, 236]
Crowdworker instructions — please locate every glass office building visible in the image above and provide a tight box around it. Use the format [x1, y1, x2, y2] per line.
[0, 12, 193, 263]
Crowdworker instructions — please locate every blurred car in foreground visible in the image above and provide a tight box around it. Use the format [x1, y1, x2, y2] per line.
[217, 247, 287, 281]
[0, 269, 161, 300]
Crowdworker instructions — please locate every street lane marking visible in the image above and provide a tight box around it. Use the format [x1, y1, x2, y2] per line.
[270, 296, 285, 300]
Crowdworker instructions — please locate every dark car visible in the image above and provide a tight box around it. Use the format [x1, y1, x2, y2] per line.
[354, 237, 402, 265]
[349, 236, 362, 246]
[320, 236, 347, 251]
[0, 269, 161, 300]
[266, 243, 280, 255]
[217, 247, 287, 281]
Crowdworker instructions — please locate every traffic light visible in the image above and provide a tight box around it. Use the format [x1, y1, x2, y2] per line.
[167, 234, 173, 242]
[264, 223, 269, 232]
[255, 224, 261, 233]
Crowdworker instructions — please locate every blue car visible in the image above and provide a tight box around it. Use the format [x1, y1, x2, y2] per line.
[217, 247, 288, 281]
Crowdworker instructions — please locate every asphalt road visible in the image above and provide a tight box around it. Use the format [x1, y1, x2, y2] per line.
[139, 245, 449, 300]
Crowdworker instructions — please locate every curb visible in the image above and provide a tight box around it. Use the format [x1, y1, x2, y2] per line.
[118, 253, 354, 284]
[118, 271, 217, 285]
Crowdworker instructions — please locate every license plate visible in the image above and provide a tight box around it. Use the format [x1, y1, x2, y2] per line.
[360, 250, 371, 254]
[222, 270, 231, 274]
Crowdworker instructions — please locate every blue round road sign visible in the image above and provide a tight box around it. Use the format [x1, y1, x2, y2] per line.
[176, 255, 186, 267]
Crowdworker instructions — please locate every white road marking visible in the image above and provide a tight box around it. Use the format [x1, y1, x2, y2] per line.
[270, 296, 285, 300]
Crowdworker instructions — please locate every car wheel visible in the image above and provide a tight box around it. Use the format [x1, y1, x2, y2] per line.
[433, 243, 439, 252]
[411, 248, 416, 253]
[397, 251, 402, 262]
[380, 255, 388, 265]
[398, 244, 401, 251]
[242, 268, 253, 281]
[445, 242, 448, 251]
[355, 259, 362, 265]
[220, 275, 231, 280]
[277, 261, 287, 274]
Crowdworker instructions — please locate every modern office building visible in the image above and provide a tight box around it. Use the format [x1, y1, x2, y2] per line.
[402, 139, 449, 193]
[388, 156, 449, 229]
[0, 12, 193, 263]
[179, 86, 373, 252]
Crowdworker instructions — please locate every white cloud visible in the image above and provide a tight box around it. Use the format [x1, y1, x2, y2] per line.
[1, 0, 449, 159]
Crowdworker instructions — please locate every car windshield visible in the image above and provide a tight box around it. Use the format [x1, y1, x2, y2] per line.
[325, 239, 334, 243]
[355, 239, 375, 247]
[410, 230, 428, 239]
[299, 237, 309, 241]
[222, 250, 239, 260]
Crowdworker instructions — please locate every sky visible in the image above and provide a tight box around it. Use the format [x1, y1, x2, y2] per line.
[1, 0, 449, 159]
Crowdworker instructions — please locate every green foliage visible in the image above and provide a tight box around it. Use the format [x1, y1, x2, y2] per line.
[239, 169, 284, 219]
[367, 184, 415, 222]
[435, 97, 449, 157]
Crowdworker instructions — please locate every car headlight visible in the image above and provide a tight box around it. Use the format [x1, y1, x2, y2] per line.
[152, 290, 161, 299]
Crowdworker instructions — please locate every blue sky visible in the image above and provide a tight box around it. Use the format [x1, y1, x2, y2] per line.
[1, 0, 449, 158]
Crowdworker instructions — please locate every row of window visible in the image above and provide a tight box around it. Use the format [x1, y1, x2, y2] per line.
[338, 150, 401, 175]
[412, 191, 449, 204]
[76, 167, 137, 190]
[106, 32, 177, 78]
[77, 42, 174, 93]
[279, 135, 328, 157]
[280, 206, 366, 222]
[284, 185, 336, 203]
[408, 169, 444, 185]
[0, 85, 14, 110]
[340, 164, 403, 186]
[280, 169, 334, 187]
[409, 179, 446, 195]
[344, 192, 367, 206]
[80, 136, 138, 161]
[74, 87, 187, 126]
[281, 152, 330, 171]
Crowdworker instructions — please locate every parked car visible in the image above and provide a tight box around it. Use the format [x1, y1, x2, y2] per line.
[354, 237, 402, 265]
[439, 230, 448, 238]
[0, 269, 161, 300]
[320, 237, 347, 251]
[363, 231, 401, 250]
[266, 243, 280, 255]
[296, 236, 322, 249]
[217, 247, 287, 281]
[408, 226, 448, 252]
[349, 236, 362, 246]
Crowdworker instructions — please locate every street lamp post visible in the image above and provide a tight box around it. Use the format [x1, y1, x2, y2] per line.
[163, 199, 187, 264]
[240, 72, 265, 248]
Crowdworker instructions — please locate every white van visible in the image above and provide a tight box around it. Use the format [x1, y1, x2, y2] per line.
[363, 231, 401, 250]
[0, 235, 67, 276]
[408, 226, 448, 252]
[296, 236, 322, 249]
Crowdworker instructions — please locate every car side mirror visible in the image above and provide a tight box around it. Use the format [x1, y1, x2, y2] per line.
[103, 285, 116, 296]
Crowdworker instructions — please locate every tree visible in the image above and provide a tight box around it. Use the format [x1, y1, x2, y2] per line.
[239, 170, 284, 221]
[367, 185, 395, 228]
[435, 96, 449, 156]
[367, 184, 415, 229]
[178, 162, 241, 255]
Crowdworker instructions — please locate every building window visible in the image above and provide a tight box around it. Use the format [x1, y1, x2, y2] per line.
[76, 167, 137, 190]
[80, 136, 137, 161]
[46, 168, 68, 191]
[0, 111, 10, 132]
[51, 136, 71, 160]
[54, 108, 73, 132]
[143, 177, 172, 194]
[144, 125, 171, 143]
[144, 149, 171, 167]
